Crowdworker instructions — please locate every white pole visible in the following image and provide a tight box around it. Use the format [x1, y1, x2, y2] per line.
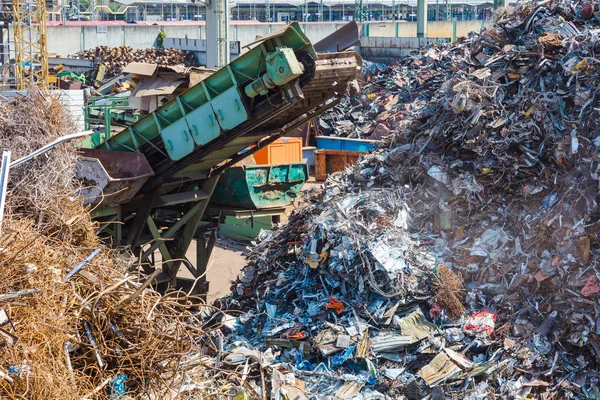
[0, 151, 11, 236]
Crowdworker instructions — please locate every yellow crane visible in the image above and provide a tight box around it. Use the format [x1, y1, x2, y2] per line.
[13, 0, 49, 89]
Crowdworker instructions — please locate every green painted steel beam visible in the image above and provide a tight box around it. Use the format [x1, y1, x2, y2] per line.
[139, 177, 219, 263]
[154, 189, 211, 207]
[146, 216, 174, 267]
[205, 206, 287, 218]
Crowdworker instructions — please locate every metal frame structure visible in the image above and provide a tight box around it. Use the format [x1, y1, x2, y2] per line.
[85, 95, 140, 139]
[13, 0, 48, 89]
[92, 177, 221, 296]
[97, 102, 337, 295]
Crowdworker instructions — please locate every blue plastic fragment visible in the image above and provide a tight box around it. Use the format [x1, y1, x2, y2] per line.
[300, 266, 311, 288]
[365, 358, 378, 384]
[331, 345, 356, 366]
[293, 349, 315, 371]
[296, 360, 315, 371]
[542, 193, 559, 208]
[109, 374, 127, 399]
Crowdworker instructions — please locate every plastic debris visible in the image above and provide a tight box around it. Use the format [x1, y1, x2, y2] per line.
[325, 296, 345, 315]
[109, 374, 127, 400]
[464, 310, 497, 336]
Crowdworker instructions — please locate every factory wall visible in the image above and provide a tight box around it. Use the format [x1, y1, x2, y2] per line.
[366, 20, 491, 38]
[7, 20, 493, 57]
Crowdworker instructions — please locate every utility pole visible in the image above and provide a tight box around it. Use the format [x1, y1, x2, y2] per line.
[416, 0, 427, 37]
[206, 0, 228, 68]
[318, 0, 323, 21]
[265, 0, 270, 21]
[303, 0, 307, 21]
[445, 0, 449, 20]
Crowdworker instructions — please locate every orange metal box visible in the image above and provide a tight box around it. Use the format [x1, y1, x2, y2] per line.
[253, 137, 303, 165]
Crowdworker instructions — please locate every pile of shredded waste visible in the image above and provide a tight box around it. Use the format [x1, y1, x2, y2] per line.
[211, 1, 600, 399]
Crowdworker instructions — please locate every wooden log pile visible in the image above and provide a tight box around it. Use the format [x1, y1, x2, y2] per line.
[70, 46, 199, 78]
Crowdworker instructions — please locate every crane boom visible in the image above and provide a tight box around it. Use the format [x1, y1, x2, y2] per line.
[13, 0, 48, 89]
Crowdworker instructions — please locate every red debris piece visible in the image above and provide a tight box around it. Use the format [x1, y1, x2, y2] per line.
[429, 305, 443, 316]
[324, 296, 345, 315]
[581, 275, 600, 297]
[464, 310, 497, 336]
[287, 332, 307, 340]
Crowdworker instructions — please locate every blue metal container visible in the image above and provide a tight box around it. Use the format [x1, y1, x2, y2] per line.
[316, 136, 380, 152]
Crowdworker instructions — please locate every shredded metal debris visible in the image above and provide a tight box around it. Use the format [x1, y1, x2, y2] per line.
[206, 1, 600, 398]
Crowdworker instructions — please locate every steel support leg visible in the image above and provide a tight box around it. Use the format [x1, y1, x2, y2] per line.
[146, 216, 175, 272]
[139, 176, 219, 263]
[125, 191, 159, 246]
[194, 228, 217, 296]
[163, 202, 206, 285]
[135, 176, 220, 291]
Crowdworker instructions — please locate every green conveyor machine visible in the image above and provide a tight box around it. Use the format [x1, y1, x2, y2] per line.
[76, 22, 362, 294]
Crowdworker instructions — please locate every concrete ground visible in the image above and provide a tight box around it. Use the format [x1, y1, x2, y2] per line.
[184, 238, 247, 303]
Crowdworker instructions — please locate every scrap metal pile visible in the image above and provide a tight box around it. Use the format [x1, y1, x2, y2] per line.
[211, 1, 600, 399]
[69, 46, 199, 78]
[317, 60, 398, 140]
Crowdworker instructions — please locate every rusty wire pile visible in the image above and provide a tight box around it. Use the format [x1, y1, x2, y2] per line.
[0, 89, 234, 399]
[0, 201, 229, 399]
[0, 90, 81, 239]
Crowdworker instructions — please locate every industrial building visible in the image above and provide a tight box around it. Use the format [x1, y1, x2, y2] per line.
[48, 0, 497, 22]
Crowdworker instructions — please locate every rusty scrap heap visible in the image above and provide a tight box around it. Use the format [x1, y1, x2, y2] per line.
[70, 46, 199, 78]
[212, 1, 600, 399]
